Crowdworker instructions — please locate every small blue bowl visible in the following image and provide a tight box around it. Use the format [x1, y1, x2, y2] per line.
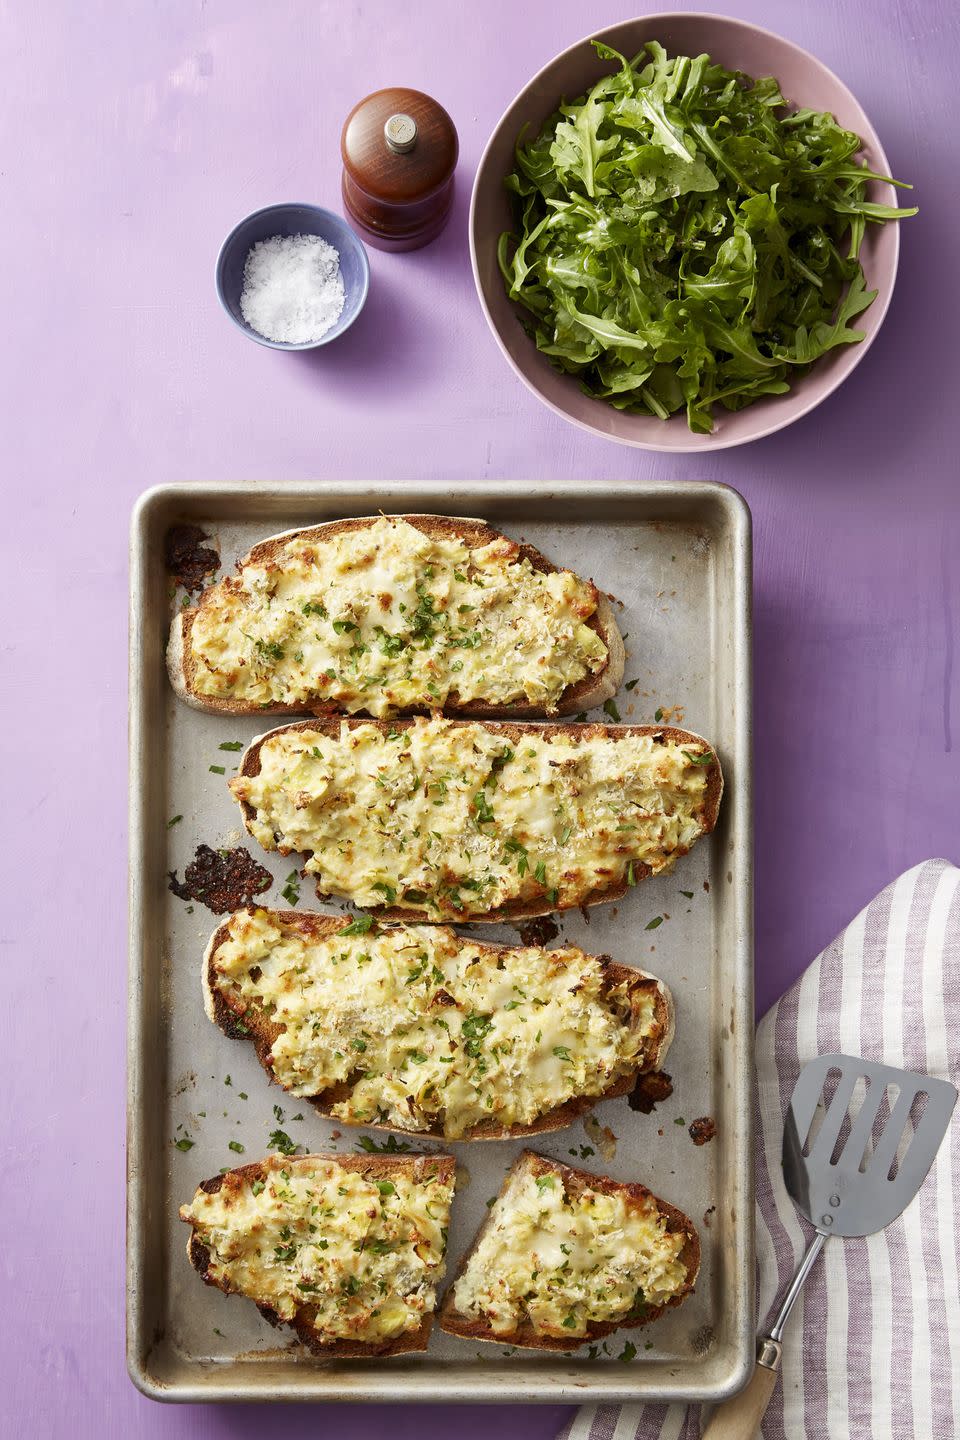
[215, 203, 369, 350]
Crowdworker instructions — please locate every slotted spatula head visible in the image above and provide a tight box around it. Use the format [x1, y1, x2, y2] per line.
[783, 1053, 956, 1237]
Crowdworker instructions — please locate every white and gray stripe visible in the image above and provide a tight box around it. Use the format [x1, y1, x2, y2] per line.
[559, 858, 959, 1440]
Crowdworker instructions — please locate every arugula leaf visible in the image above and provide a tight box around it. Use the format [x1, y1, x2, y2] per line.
[499, 41, 915, 432]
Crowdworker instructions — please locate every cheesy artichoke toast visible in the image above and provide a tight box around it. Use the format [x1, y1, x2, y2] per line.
[179, 1152, 455, 1357]
[203, 909, 674, 1141]
[168, 514, 623, 719]
[230, 716, 722, 921]
[440, 1151, 699, 1349]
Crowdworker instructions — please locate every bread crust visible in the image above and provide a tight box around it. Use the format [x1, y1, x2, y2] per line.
[180, 1151, 455, 1358]
[438, 1150, 700, 1350]
[203, 909, 675, 1142]
[232, 717, 723, 921]
[167, 514, 624, 718]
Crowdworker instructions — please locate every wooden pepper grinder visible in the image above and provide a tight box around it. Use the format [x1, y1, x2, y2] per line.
[341, 88, 458, 251]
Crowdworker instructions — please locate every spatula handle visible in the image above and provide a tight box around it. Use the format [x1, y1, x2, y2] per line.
[703, 1230, 828, 1439]
[701, 1339, 781, 1440]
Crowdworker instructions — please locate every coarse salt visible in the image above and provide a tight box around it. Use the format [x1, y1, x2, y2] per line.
[239, 233, 345, 344]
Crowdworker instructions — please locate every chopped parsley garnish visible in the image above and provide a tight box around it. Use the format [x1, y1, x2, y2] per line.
[645, 915, 664, 930]
[552, 1046, 573, 1062]
[351, 1038, 367, 1053]
[228, 1140, 245, 1154]
[618, 1341, 638, 1362]
[268, 1129, 300, 1156]
[219, 740, 244, 751]
[461, 1012, 493, 1058]
[208, 764, 226, 775]
[683, 748, 714, 766]
[302, 600, 327, 618]
[340, 914, 375, 936]
[603, 698, 622, 722]
[376, 1180, 395, 1196]
[281, 870, 300, 906]
[626, 861, 636, 887]
[372, 880, 397, 904]
[173, 1136, 194, 1152]
[472, 790, 496, 826]
[680, 889, 694, 899]
[250, 1179, 265, 1196]
[624, 678, 639, 691]
[254, 638, 284, 661]
[332, 618, 358, 634]
[167, 814, 183, 828]
[356, 1135, 411, 1154]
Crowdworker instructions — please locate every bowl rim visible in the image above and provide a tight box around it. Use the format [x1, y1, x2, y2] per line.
[215, 202, 370, 351]
[469, 11, 902, 452]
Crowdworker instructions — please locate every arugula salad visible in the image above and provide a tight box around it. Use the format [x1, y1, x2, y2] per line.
[498, 42, 916, 432]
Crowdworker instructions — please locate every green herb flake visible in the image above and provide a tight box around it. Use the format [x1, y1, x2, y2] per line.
[356, 1135, 411, 1154]
[268, 1129, 300, 1156]
[618, 1341, 638, 1362]
[219, 740, 244, 751]
[603, 698, 621, 723]
[208, 764, 226, 775]
[173, 1136, 194, 1152]
[341, 914, 375, 936]
[166, 814, 183, 828]
[683, 749, 715, 767]
[654, 708, 664, 722]
[228, 1140, 245, 1154]
[646, 915, 664, 930]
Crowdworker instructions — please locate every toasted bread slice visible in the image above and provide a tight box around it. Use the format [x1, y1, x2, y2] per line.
[439, 1151, 699, 1349]
[230, 715, 722, 921]
[168, 514, 623, 719]
[179, 1151, 455, 1358]
[203, 908, 674, 1142]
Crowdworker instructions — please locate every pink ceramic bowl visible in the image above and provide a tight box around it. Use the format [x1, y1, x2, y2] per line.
[470, 13, 903, 452]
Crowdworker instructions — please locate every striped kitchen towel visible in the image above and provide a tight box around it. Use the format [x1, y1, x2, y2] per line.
[560, 857, 960, 1440]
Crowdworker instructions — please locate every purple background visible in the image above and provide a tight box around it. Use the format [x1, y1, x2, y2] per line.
[3, 0, 957, 1434]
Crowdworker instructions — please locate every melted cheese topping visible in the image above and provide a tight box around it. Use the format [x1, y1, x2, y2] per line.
[231, 717, 715, 919]
[209, 911, 664, 1139]
[180, 1155, 453, 1345]
[451, 1165, 690, 1339]
[187, 517, 607, 716]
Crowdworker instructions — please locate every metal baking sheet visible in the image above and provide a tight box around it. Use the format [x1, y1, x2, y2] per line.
[128, 481, 754, 1404]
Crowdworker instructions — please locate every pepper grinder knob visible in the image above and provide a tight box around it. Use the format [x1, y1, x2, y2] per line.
[384, 113, 417, 154]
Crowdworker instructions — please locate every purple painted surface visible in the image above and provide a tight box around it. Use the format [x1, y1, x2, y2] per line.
[2, 1, 956, 1435]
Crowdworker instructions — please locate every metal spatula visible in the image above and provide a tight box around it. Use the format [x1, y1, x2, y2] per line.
[703, 1053, 957, 1440]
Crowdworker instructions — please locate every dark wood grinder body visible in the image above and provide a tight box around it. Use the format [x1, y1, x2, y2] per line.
[341, 87, 459, 251]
